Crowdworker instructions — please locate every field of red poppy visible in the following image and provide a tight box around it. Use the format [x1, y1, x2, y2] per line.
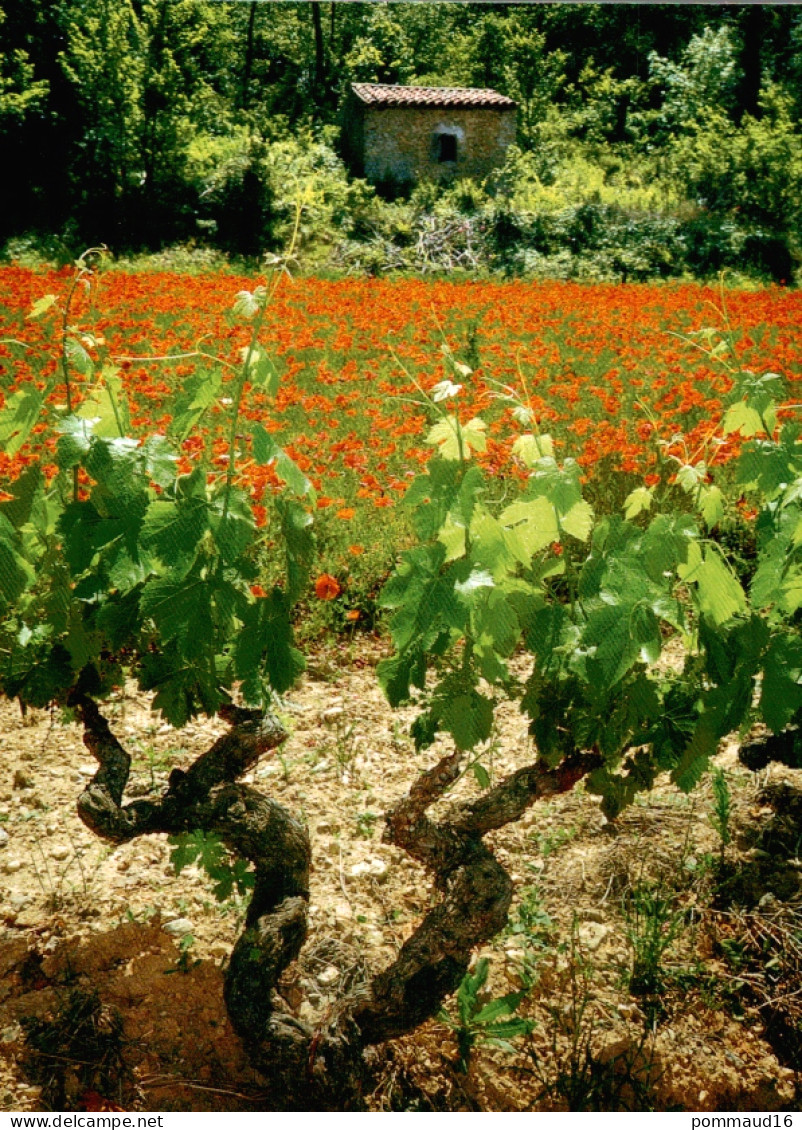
[2, 265, 801, 629]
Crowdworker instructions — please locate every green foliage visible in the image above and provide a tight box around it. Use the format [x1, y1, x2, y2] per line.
[1, 3, 799, 279]
[504, 886, 554, 987]
[668, 87, 802, 240]
[169, 829, 255, 901]
[624, 883, 685, 998]
[379, 332, 802, 822]
[438, 957, 534, 1072]
[0, 256, 311, 726]
[647, 25, 741, 138]
[709, 767, 732, 851]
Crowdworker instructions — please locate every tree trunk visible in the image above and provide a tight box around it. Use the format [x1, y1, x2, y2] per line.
[71, 691, 600, 1109]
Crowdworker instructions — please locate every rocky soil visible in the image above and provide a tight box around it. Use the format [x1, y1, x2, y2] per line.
[0, 642, 800, 1111]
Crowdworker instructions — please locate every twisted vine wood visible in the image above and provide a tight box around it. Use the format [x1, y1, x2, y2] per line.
[70, 691, 600, 1109]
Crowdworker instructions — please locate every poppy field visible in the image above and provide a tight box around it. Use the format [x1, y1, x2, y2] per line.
[1, 265, 801, 629]
[4, 262, 802, 1111]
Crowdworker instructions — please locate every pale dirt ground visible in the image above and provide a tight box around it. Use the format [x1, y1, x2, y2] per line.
[0, 642, 800, 1111]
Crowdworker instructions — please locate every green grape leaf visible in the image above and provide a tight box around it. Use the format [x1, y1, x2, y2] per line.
[560, 499, 594, 542]
[454, 568, 494, 598]
[723, 401, 765, 437]
[471, 762, 491, 788]
[209, 488, 255, 564]
[377, 650, 427, 709]
[426, 415, 487, 461]
[678, 542, 747, 625]
[276, 499, 314, 603]
[138, 647, 221, 725]
[751, 532, 790, 610]
[471, 586, 520, 657]
[16, 643, 74, 708]
[438, 687, 494, 752]
[673, 651, 759, 792]
[699, 485, 725, 529]
[235, 587, 305, 700]
[437, 512, 468, 561]
[232, 287, 266, 319]
[524, 603, 567, 664]
[499, 497, 559, 560]
[512, 433, 553, 467]
[737, 435, 802, 499]
[140, 571, 214, 660]
[142, 434, 178, 488]
[26, 293, 57, 320]
[65, 335, 94, 377]
[56, 415, 96, 468]
[170, 368, 223, 440]
[0, 383, 49, 457]
[469, 509, 519, 578]
[169, 829, 226, 876]
[0, 465, 43, 529]
[623, 486, 654, 521]
[380, 543, 462, 650]
[141, 493, 209, 566]
[761, 633, 802, 732]
[676, 462, 707, 493]
[580, 601, 641, 690]
[242, 346, 281, 397]
[0, 514, 34, 608]
[95, 590, 143, 650]
[211, 858, 255, 901]
[59, 501, 124, 574]
[75, 364, 130, 437]
[629, 602, 662, 664]
[251, 424, 311, 496]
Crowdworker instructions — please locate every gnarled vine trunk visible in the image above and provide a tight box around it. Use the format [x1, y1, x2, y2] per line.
[70, 691, 600, 1110]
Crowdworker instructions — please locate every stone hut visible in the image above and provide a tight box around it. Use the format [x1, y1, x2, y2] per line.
[341, 83, 517, 190]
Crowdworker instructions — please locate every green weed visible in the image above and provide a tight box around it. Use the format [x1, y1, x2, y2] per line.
[709, 767, 733, 853]
[438, 957, 534, 1073]
[624, 883, 685, 1000]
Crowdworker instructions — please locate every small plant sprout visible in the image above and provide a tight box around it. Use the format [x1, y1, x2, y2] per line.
[709, 766, 732, 854]
[624, 884, 685, 999]
[438, 957, 534, 1073]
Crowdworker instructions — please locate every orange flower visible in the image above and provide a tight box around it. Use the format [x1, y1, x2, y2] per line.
[315, 573, 341, 600]
[348, 544, 365, 556]
[336, 507, 355, 520]
[250, 584, 267, 598]
[345, 609, 361, 621]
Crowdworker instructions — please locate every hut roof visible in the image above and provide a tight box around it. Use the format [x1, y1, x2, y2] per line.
[351, 83, 516, 110]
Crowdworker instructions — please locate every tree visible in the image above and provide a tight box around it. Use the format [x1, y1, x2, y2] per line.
[647, 24, 741, 140]
[2, 2, 801, 253]
[58, 0, 146, 243]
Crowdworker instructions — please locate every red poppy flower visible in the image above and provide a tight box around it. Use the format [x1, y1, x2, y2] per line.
[315, 573, 341, 600]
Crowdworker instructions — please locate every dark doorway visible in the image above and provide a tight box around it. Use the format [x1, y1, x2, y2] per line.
[437, 133, 457, 162]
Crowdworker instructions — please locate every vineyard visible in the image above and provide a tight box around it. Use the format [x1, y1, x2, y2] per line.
[1, 261, 802, 1112]
[3, 265, 801, 616]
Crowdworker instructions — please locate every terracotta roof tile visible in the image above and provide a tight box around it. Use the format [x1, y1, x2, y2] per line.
[351, 83, 516, 109]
